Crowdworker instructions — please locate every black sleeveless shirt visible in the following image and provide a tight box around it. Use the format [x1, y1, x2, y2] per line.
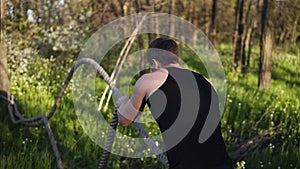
[141, 67, 233, 169]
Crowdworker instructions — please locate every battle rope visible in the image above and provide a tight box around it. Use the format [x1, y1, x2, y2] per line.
[1, 58, 169, 169]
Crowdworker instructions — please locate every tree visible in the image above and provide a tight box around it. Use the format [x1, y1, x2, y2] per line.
[134, 0, 146, 75]
[242, 0, 258, 73]
[232, 0, 246, 72]
[258, 0, 272, 88]
[203, 0, 211, 36]
[0, 0, 10, 99]
[210, 0, 218, 45]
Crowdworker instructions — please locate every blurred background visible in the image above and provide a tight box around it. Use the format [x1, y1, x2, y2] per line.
[0, 0, 299, 168]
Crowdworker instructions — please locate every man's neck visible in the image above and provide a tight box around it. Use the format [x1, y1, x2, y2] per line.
[163, 63, 181, 68]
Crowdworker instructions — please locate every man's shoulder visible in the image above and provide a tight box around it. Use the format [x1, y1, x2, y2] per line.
[190, 71, 218, 92]
[190, 70, 205, 79]
[135, 70, 168, 93]
[139, 70, 164, 81]
[135, 73, 156, 88]
[137, 73, 154, 83]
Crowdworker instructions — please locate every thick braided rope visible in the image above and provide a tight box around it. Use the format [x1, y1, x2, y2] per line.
[76, 58, 169, 168]
[2, 58, 168, 168]
[132, 122, 169, 164]
[5, 96, 63, 169]
[98, 110, 119, 169]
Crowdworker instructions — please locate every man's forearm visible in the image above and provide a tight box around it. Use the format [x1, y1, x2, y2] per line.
[118, 100, 139, 126]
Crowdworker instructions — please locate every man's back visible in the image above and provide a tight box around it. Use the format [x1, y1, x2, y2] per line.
[117, 38, 233, 169]
[143, 67, 233, 169]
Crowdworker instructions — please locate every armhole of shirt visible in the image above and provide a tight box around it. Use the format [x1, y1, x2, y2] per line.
[200, 74, 218, 94]
[145, 71, 169, 100]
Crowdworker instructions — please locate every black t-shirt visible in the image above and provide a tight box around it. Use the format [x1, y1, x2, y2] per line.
[141, 67, 233, 169]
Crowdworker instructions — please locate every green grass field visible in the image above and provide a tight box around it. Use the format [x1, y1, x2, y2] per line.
[0, 45, 299, 169]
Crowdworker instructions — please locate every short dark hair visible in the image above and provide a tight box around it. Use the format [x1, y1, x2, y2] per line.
[146, 38, 180, 66]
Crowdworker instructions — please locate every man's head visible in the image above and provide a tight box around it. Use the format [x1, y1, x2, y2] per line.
[146, 38, 180, 67]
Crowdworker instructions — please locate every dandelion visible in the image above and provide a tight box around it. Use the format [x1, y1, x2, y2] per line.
[236, 160, 246, 169]
[155, 141, 159, 147]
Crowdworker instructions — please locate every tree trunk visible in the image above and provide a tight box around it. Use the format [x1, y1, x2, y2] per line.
[0, 0, 10, 99]
[184, 0, 191, 22]
[168, 0, 176, 37]
[232, 0, 246, 72]
[134, 0, 145, 75]
[192, 0, 198, 46]
[245, 18, 257, 71]
[210, 0, 217, 45]
[258, 0, 272, 88]
[291, 15, 299, 44]
[232, 0, 241, 71]
[242, 23, 252, 72]
[154, 0, 160, 37]
[204, 0, 211, 37]
[242, 0, 256, 73]
[278, 28, 286, 44]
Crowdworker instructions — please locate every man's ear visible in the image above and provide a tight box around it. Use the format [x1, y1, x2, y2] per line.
[151, 59, 161, 69]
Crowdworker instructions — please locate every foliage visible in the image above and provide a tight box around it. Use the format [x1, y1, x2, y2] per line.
[1, 0, 299, 168]
[34, 24, 87, 58]
[220, 45, 300, 169]
[1, 44, 299, 168]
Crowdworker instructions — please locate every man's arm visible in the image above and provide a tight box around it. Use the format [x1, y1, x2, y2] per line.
[117, 76, 148, 126]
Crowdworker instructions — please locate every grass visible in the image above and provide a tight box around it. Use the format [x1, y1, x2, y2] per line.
[1, 139, 53, 169]
[217, 44, 300, 169]
[0, 44, 299, 168]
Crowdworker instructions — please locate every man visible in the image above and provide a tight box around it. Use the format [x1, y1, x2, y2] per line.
[117, 38, 234, 169]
